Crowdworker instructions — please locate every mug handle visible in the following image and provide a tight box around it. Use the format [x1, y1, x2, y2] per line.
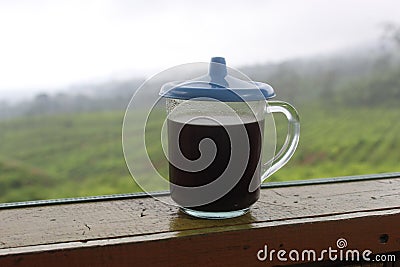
[261, 101, 300, 182]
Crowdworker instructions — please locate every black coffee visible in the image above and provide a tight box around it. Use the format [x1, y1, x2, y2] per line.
[168, 118, 264, 212]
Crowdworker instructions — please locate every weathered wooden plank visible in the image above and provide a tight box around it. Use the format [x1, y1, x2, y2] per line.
[0, 177, 399, 266]
[1, 178, 399, 250]
[0, 209, 399, 266]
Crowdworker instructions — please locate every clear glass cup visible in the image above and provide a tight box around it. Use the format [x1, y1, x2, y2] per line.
[165, 98, 300, 219]
[160, 57, 300, 219]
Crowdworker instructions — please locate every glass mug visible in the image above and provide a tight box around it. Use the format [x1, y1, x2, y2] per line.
[160, 57, 300, 219]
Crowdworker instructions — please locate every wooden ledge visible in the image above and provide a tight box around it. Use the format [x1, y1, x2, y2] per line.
[1, 176, 400, 266]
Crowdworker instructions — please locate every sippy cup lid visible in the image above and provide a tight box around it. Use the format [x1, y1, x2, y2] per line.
[159, 57, 275, 102]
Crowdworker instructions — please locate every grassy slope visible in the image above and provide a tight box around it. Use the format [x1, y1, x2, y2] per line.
[0, 106, 399, 202]
[0, 111, 136, 202]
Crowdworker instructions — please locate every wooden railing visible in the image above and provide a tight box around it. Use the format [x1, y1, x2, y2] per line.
[0, 174, 399, 266]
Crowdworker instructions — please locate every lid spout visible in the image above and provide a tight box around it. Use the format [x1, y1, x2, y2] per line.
[209, 57, 228, 88]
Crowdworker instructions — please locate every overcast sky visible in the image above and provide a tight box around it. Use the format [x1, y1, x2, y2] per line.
[1, 0, 400, 100]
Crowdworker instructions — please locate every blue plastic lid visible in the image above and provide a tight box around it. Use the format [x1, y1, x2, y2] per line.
[159, 57, 275, 102]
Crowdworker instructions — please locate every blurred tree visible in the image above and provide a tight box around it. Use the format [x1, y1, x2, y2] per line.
[382, 23, 400, 50]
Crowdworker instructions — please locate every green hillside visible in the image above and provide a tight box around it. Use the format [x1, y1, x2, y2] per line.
[0, 112, 136, 202]
[1, 106, 399, 203]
